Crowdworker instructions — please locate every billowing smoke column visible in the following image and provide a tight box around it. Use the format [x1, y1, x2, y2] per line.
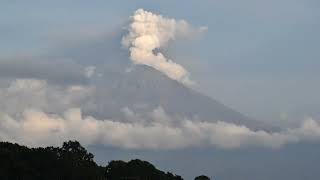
[122, 9, 195, 85]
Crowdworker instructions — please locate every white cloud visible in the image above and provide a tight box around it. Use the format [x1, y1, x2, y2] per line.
[0, 56, 89, 85]
[122, 9, 205, 85]
[1, 79, 320, 150]
[1, 104, 320, 150]
[0, 78, 95, 116]
[84, 66, 96, 78]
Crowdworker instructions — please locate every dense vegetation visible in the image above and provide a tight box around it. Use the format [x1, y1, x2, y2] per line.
[195, 175, 211, 180]
[0, 141, 209, 180]
[0, 141, 105, 180]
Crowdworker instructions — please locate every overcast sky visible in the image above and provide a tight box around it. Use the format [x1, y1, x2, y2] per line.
[1, 1, 320, 179]
[1, 0, 319, 126]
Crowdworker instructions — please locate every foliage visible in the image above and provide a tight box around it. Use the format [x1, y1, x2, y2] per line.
[0, 141, 184, 180]
[0, 141, 104, 180]
[106, 159, 183, 180]
[195, 175, 211, 180]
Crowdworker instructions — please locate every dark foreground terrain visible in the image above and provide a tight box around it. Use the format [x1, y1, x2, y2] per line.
[0, 141, 209, 180]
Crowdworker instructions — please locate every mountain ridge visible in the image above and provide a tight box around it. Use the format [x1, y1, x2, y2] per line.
[88, 64, 272, 131]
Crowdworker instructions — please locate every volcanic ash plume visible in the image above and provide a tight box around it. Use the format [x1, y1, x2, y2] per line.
[122, 9, 203, 85]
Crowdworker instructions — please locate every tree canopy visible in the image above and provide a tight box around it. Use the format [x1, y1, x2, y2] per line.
[195, 175, 211, 180]
[0, 141, 104, 180]
[0, 141, 185, 180]
[106, 159, 183, 180]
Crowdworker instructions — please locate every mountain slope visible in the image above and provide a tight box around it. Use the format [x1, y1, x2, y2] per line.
[58, 34, 271, 131]
[88, 65, 270, 131]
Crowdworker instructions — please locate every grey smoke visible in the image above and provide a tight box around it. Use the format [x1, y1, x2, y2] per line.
[122, 9, 206, 85]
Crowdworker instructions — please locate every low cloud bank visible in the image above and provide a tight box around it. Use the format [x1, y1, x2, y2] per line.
[1, 79, 320, 150]
[0, 57, 91, 85]
[0, 79, 95, 116]
[122, 9, 205, 85]
[1, 107, 320, 150]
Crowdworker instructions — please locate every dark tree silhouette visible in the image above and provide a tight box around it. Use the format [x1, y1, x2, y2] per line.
[0, 141, 185, 180]
[195, 175, 211, 180]
[0, 141, 105, 180]
[106, 159, 183, 180]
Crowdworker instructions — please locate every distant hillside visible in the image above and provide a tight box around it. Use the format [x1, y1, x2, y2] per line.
[0, 141, 185, 180]
[89, 65, 271, 131]
[58, 33, 272, 131]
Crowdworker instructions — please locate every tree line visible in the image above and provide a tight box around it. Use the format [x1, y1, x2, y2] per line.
[0, 141, 210, 180]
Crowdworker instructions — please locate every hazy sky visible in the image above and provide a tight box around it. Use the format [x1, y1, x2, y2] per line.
[1, 0, 319, 124]
[2, 1, 320, 179]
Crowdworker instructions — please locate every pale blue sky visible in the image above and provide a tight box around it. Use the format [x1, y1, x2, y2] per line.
[1, 0, 320, 125]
